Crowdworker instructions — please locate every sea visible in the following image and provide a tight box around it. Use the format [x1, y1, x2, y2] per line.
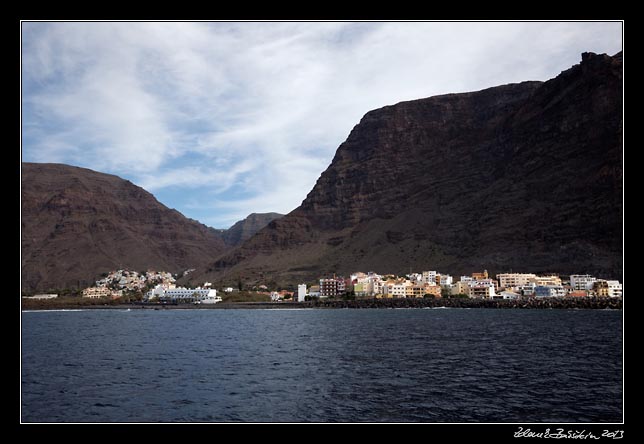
[21, 308, 622, 423]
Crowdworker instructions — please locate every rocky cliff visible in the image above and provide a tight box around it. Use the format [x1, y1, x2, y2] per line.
[221, 213, 284, 247]
[196, 52, 623, 285]
[21, 163, 229, 292]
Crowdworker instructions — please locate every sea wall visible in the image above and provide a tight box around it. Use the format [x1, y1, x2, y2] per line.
[308, 297, 622, 310]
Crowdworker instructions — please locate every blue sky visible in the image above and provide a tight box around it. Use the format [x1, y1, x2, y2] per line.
[21, 22, 623, 228]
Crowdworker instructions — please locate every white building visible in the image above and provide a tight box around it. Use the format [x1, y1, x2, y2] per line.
[146, 284, 166, 300]
[569, 275, 597, 291]
[145, 285, 219, 303]
[606, 280, 623, 298]
[467, 279, 497, 299]
[422, 271, 437, 284]
[372, 280, 385, 295]
[498, 291, 520, 300]
[520, 284, 536, 297]
[384, 282, 408, 298]
[349, 271, 382, 296]
[408, 273, 424, 283]
[197, 293, 222, 304]
[437, 274, 453, 287]
[298, 284, 307, 302]
[497, 273, 537, 289]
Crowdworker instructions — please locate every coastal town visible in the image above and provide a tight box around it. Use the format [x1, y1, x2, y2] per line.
[23, 268, 623, 305]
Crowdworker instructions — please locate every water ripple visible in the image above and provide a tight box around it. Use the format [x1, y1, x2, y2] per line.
[21, 309, 622, 422]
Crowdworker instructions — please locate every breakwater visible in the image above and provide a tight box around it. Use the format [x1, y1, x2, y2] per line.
[23, 297, 622, 311]
[308, 297, 622, 310]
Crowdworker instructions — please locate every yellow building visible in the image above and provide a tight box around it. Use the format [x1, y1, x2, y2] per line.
[592, 280, 623, 297]
[529, 275, 562, 286]
[471, 270, 489, 280]
[82, 286, 112, 298]
[423, 284, 442, 298]
[82, 286, 122, 299]
[404, 283, 432, 298]
[452, 281, 470, 295]
[497, 273, 537, 289]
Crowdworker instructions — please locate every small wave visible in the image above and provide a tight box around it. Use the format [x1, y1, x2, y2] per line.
[247, 308, 316, 311]
[63, 362, 83, 367]
[22, 309, 88, 313]
[172, 399, 195, 405]
[49, 309, 87, 312]
[93, 402, 119, 408]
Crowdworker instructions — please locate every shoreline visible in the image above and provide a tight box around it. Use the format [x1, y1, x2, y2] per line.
[21, 297, 622, 311]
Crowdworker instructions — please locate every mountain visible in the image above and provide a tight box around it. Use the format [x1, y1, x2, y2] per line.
[194, 51, 623, 286]
[220, 213, 284, 247]
[21, 163, 229, 292]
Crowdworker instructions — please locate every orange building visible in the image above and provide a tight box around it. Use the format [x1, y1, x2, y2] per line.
[423, 284, 442, 298]
[471, 270, 489, 280]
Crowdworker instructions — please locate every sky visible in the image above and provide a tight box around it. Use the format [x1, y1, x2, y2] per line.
[21, 21, 623, 228]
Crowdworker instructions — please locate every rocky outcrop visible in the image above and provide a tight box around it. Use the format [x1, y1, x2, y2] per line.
[196, 52, 623, 286]
[221, 212, 283, 247]
[21, 163, 229, 292]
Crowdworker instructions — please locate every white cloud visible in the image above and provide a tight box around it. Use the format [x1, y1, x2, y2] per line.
[21, 21, 623, 227]
[136, 158, 259, 193]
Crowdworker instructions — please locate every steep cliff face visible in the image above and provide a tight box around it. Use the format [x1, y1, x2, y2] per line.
[221, 213, 284, 246]
[196, 52, 622, 285]
[21, 163, 228, 292]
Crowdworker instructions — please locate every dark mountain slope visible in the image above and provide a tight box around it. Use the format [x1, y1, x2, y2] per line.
[195, 52, 622, 286]
[21, 163, 229, 292]
[221, 213, 284, 247]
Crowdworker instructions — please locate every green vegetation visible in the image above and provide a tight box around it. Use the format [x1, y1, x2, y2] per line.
[22, 288, 81, 298]
[423, 293, 435, 299]
[21, 295, 123, 309]
[221, 291, 271, 303]
[443, 293, 469, 299]
[119, 290, 144, 303]
[341, 292, 356, 300]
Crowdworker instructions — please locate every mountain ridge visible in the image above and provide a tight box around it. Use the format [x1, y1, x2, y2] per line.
[219, 212, 284, 247]
[22, 51, 622, 291]
[21, 162, 231, 292]
[21, 163, 285, 292]
[193, 51, 622, 286]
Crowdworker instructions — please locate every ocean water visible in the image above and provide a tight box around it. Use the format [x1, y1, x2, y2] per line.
[21, 308, 622, 423]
